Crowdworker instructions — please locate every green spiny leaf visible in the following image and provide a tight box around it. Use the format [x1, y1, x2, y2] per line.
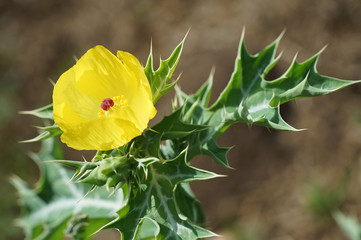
[144, 35, 186, 104]
[137, 217, 160, 240]
[103, 148, 220, 240]
[177, 69, 214, 124]
[208, 31, 360, 132]
[200, 139, 232, 168]
[12, 138, 126, 240]
[150, 108, 209, 140]
[191, 68, 214, 109]
[174, 183, 205, 226]
[20, 104, 53, 120]
[20, 124, 62, 143]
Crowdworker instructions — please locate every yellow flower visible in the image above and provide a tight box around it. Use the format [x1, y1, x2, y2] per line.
[53, 45, 157, 150]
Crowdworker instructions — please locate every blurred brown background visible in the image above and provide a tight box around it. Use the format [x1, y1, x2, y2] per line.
[1, 0, 361, 239]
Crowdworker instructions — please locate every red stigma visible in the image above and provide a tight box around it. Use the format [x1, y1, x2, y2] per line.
[101, 98, 114, 111]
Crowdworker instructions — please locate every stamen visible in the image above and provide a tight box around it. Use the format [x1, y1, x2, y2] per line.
[98, 110, 105, 117]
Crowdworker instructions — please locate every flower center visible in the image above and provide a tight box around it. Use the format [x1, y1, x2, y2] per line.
[101, 98, 114, 111]
[98, 94, 128, 117]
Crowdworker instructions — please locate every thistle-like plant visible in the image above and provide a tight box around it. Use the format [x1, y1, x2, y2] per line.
[15, 31, 360, 240]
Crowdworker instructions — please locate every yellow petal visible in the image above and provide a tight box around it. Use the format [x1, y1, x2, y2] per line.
[117, 51, 152, 100]
[76, 46, 138, 102]
[53, 66, 99, 124]
[122, 86, 156, 131]
[60, 117, 141, 150]
[116, 50, 157, 128]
